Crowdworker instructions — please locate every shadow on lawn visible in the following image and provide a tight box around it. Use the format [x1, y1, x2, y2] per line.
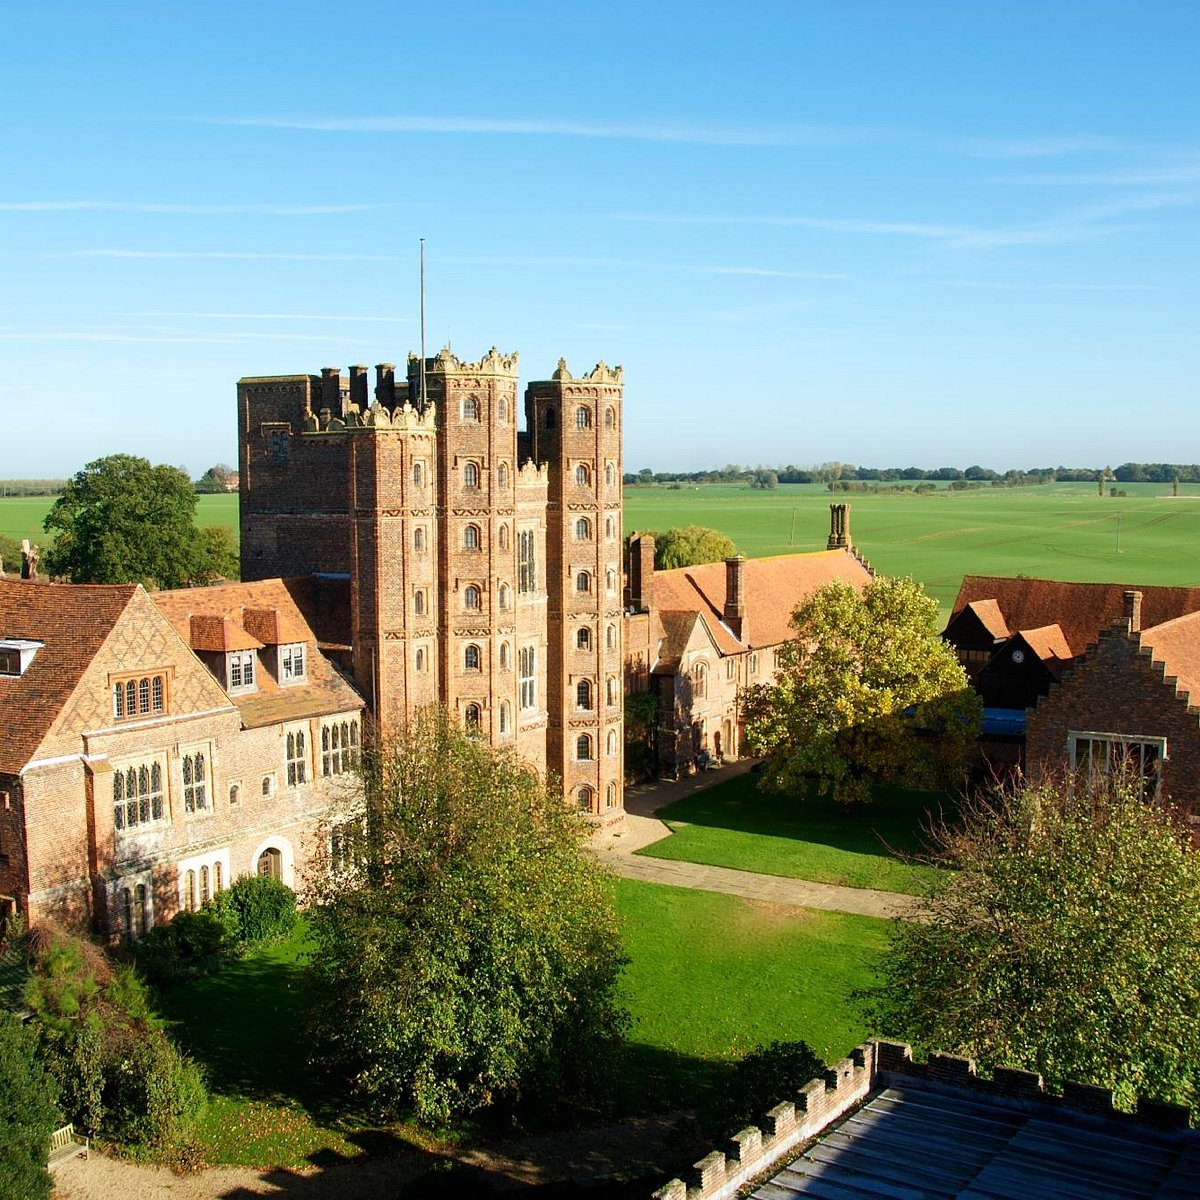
[651, 772, 955, 860]
[208, 1042, 722, 1199]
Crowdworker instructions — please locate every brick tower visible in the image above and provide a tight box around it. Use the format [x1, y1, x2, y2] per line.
[526, 360, 625, 814]
[237, 346, 620, 813]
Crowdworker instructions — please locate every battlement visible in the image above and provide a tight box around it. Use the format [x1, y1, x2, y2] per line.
[651, 1040, 1193, 1200]
[516, 459, 549, 486]
[409, 346, 520, 375]
[549, 357, 624, 384]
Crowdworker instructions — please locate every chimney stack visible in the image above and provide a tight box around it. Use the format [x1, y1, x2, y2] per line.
[1124, 589, 1143, 634]
[349, 364, 369, 411]
[375, 363, 396, 407]
[321, 367, 342, 415]
[628, 534, 656, 613]
[828, 503, 851, 550]
[724, 554, 747, 641]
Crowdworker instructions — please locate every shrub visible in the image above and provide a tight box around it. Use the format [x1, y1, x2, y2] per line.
[0, 1011, 60, 1200]
[700, 1040, 826, 1142]
[134, 910, 234, 988]
[103, 1027, 207, 1150]
[206, 875, 297, 947]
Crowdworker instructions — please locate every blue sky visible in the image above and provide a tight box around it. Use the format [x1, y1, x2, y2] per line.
[3, 1, 1198, 476]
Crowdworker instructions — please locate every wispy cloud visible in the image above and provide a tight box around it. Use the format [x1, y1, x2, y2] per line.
[48, 249, 404, 262]
[199, 112, 868, 147]
[0, 330, 370, 344]
[123, 310, 413, 322]
[615, 212, 972, 239]
[988, 156, 1200, 186]
[937, 280, 1157, 292]
[0, 200, 377, 214]
[441, 253, 846, 279]
[964, 134, 1117, 159]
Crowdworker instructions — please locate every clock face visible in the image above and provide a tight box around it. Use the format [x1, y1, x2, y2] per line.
[1011, 648, 1025, 664]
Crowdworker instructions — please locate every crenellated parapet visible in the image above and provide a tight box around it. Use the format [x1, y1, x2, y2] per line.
[516, 459, 549, 487]
[651, 1040, 1193, 1199]
[551, 358, 624, 384]
[411, 346, 519, 376]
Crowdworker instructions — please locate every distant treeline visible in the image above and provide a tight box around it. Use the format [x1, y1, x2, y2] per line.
[0, 479, 67, 496]
[624, 463, 1200, 487]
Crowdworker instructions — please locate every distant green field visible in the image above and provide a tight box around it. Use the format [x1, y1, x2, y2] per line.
[5, 484, 1198, 616]
[1, 493, 239, 545]
[625, 481, 1200, 614]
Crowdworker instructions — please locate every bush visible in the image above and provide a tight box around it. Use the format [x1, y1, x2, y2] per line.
[103, 1027, 207, 1150]
[700, 1040, 825, 1142]
[0, 1011, 60, 1200]
[133, 910, 234, 988]
[206, 875, 297, 947]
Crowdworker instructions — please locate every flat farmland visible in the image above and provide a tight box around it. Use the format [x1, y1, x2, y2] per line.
[625, 481, 1200, 614]
[5, 485, 1199, 616]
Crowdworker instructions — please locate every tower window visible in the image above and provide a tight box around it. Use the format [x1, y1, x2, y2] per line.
[499, 701, 510, 734]
[606, 623, 616, 649]
[499, 641, 510, 670]
[604, 407, 615, 429]
[464, 644, 481, 670]
[415, 646, 426, 672]
[605, 517, 615, 540]
[576, 734, 593, 761]
[577, 626, 591, 651]
[576, 571, 591, 594]
[575, 517, 591, 540]
[518, 530, 537, 594]
[414, 526, 425, 552]
[498, 583, 510, 610]
[577, 679, 592, 710]
[464, 524, 481, 550]
[575, 406, 591, 430]
[498, 524, 509, 551]
[577, 785, 594, 811]
[414, 590, 425, 615]
[462, 395, 480, 422]
[464, 462, 480, 488]
[605, 463, 615, 487]
[464, 585, 481, 610]
[465, 703, 481, 728]
[498, 463, 509, 488]
[519, 646, 536, 709]
[413, 461, 424, 487]
[575, 464, 590, 487]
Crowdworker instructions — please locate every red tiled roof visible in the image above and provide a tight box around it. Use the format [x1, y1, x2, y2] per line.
[951, 576, 1200, 658]
[652, 550, 873, 659]
[965, 599, 1010, 641]
[188, 614, 263, 653]
[1139, 610, 1200, 710]
[153, 579, 363, 727]
[1018, 623, 1072, 664]
[0, 579, 138, 773]
[243, 606, 307, 646]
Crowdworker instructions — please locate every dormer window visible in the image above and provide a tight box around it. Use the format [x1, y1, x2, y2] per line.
[280, 643, 306, 684]
[0, 639, 44, 677]
[227, 651, 256, 693]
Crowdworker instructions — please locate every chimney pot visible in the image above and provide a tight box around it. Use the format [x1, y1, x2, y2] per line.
[724, 555, 747, 641]
[1124, 590, 1143, 633]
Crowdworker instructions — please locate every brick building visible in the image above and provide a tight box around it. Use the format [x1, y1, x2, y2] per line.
[0, 577, 363, 936]
[623, 522, 874, 776]
[238, 348, 625, 816]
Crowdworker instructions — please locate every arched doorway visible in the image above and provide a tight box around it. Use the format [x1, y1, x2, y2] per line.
[257, 846, 283, 880]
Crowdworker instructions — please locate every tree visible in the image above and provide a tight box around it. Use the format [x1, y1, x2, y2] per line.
[43, 455, 205, 588]
[652, 525, 738, 570]
[743, 576, 980, 804]
[194, 463, 236, 493]
[195, 525, 240, 582]
[865, 775, 1200, 1114]
[306, 711, 628, 1124]
[750, 469, 779, 490]
[0, 1010, 59, 1200]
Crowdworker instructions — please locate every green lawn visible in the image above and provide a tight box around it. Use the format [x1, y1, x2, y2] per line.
[158, 883, 885, 1163]
[7, 483, 1200, 618]
[636, 774, 947, 895]
[613, 878, 886, 1111]
[0, 493, 238, 547]
[626, 480, 1200, 616]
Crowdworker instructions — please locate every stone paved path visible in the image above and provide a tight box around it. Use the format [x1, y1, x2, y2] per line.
[589, 761, 926, 922]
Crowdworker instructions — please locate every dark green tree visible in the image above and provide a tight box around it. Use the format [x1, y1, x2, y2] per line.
[43, 455, 205, 588]
[743, 576, 980, 804]
[652, 525, 738, 570]
[306, 710, 628, 1123]
[865, 775, 1200, 1114]
[195, 525, 240, 583]
[0, 1011, 60, 1200]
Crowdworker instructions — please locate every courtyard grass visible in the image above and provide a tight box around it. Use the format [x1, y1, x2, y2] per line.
[157, 881, 887, 1164]
[636, 773, 949, 896]
[612, 878, 887, 1111]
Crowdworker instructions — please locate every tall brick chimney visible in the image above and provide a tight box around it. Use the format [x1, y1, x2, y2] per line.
[1124, 589, 1143, 633]
[349, 364, 369, 411]
[628, 533, 656, 613]
[321, 367, 341, 415]
[724, 554, 747, 641]
[375, 362, 396, 407]
[828, 503, 851, 550]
